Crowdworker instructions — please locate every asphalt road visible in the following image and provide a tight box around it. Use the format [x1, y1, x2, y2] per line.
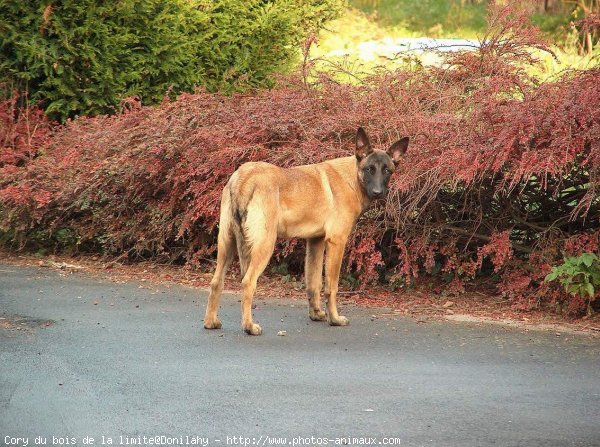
[1, 264, 599, 447]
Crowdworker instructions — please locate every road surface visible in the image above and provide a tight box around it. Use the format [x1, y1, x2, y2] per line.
[1, 264, 599, 447]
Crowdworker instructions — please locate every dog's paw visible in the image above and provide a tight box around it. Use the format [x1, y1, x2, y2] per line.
[309, 308, 327, 321]
[329, 315, 349, 326]
[243, 323, 263, 336]
[203, 317, 222, 330]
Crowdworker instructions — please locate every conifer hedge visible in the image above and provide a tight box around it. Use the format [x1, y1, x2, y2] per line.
[0, 0, 343, 121]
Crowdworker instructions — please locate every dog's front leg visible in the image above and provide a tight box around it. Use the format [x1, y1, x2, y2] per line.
[324, 236, 349, 326]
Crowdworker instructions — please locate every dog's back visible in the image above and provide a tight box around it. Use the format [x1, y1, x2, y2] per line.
[227, 157, 363, 240]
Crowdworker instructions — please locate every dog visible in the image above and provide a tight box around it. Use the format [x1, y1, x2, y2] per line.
[203, 127, 409, 335]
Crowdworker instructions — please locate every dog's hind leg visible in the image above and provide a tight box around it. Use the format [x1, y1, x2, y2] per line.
[305, 237, 327, 321]
[239, 197, 277, 336]
[204, 193, 235, 330]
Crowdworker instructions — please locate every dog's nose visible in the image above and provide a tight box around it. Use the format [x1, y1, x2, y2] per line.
[371, 189, 383, 198]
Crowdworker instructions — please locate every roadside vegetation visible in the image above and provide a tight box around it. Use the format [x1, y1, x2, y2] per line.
[0, 0, 344, 121]
[316, 0, 599, 76]
[1, 1, 599, 318]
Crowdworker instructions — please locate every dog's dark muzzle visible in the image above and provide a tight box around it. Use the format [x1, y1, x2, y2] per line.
[369, 189, 387, 200]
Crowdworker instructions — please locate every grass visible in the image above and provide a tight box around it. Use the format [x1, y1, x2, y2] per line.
[348, 0, 573, 39]
[349, 0, 488, 38]
[312, 1, 599, 80]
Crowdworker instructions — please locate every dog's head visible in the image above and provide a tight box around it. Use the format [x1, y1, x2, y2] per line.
[355, 127, 409, 200]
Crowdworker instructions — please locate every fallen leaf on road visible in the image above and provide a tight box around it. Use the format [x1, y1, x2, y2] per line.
[49, 261, 85, 270]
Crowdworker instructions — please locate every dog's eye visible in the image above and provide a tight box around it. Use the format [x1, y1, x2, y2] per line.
[383, 167, 390, 175]
[368, 166, 376, 175]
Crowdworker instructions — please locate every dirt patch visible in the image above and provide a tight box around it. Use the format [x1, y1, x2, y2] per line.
[0, 315, 54, 332]
[444, 314, 600, 336]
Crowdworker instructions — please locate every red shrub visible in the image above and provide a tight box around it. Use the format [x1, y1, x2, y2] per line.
[0, 4, 599, 315]
[0, 92, 52, 167]
[0, 92, 54, 241]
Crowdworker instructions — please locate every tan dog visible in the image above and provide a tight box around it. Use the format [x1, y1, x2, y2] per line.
[203, 128, 409, 335]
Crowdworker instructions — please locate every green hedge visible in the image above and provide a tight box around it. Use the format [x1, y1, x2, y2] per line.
[0, 0, 343, 121]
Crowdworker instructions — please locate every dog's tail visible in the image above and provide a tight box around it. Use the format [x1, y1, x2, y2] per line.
[229, 193, 250, 278]
[228, 171, 257, 279]
[228, 169, 277, 279]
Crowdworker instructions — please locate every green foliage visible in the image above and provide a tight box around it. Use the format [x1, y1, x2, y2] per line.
[0, 0, 205, 121]
[199, 0, 343, 93]
[270, 262, 290, 276]
[545, 253, 600, 300]
[340, 272, 361, 289]
[530, 11, 571, 38]
[0, 0, 344, 121]
[349, 0, 488, 37]
[348, 0, 590, 44]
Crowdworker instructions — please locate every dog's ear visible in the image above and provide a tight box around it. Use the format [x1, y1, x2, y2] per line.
[387, 136, 409, 166]
[355, 127, 373, 161]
